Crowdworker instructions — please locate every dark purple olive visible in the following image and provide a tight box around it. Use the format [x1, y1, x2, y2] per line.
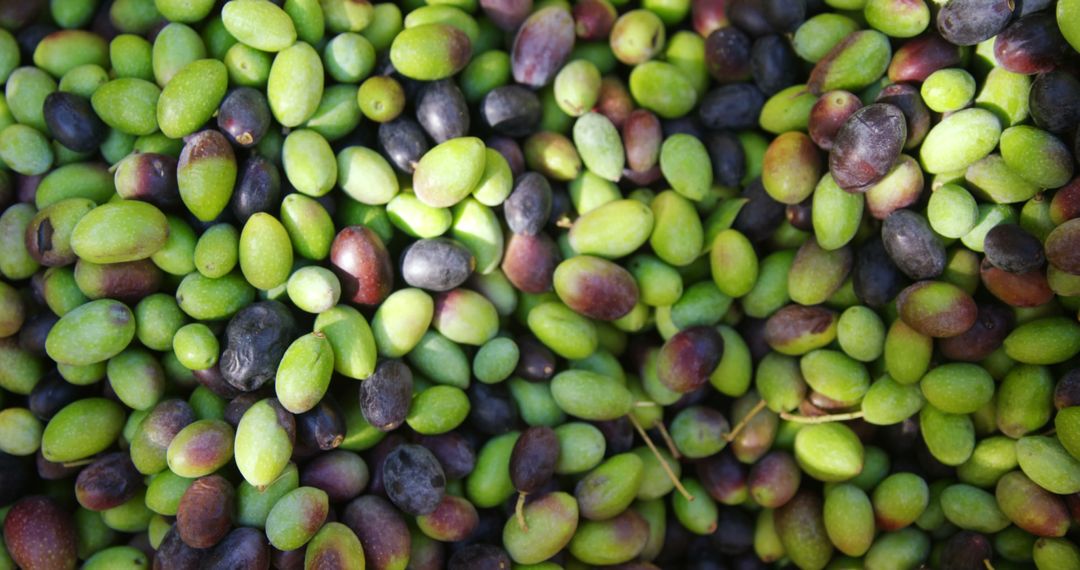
[330, 226, 394, 306]
[712, 508, 754, 554]
[1075, 129, 1080, 171]
[786, 200, 813, 231]
[203, 527, 270, 570]
[501, 232, 560, 293]
[939, 531, 993, 570]
[217, 87, 271, 148]
[663, 115, 705, 139]
[270, 544, 305, 569]
[750, 35, 799, 95]
[829, 103, 907, 192]
[504, 172, 553, 236]
[882, 209, 946, 280]
[994, 13, 1069, 75]
[365, 433, 407, 495]
[467, 382, 519, 435]
[382, 444, 446, 516]
[378, 117, 430, 174]
[480, 0, 533, 31]
[3, 496, 77, 570]
[28, 372, 91, 421]
[414, 432, 476, 480]
[595, 415, 636, 455]
[486, 135, 525, 177]
[16, 173, 41, 205]
[295, 398, 346, 452]
[448, 544, 512, 570]
[762, 0, 804, 33]
[416, 80, 470, 144]
[936, 0, 1013, 46]
[853, 238, 909, 308]
[224, 391, 267, 427]
[42, 92, 106, 153]
[0, 0, 44, 30]
[704, 26, 752, 82]
[1055, 369, 1080, 409]
[733, 179, 785, 244]
[888, 31, 968, 83]
[341, 495, 412, 570]
[514, 335, 557, 381]
[1029, 71, 1080, 135]
[511, 6, 575, 88]
[301, 449, 370, 502]
[36, 452, 79, 481]
[1015, 0, 1053, 16]
[727, 0, 774, 37]
[219, 300, 298, 392]
[938, 303, 1014, 362]
[573, 0, 616, 40]
[983, 224, 1045, 273]
[698, 450, 748, 504]
[154, 526, 207, 570]
[874, 83, 931, 150]
[359, 359, 414, 432]
[657, 326, 724, 393]
[17, 312, 56, 357]
[481, 85, 542, 138]
[509, 426, 560, 493]
[15, 23, 54, 61]
[401, 237, 476, 292]
[699, 83, 766, 130]
[75, 452, 142, 511]
[193, 365, 242, 400]
[705, 131, 746, 188]
[230, 156, 282, 224]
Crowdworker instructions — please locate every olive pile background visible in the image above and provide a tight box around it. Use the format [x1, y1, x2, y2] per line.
[1, 0, 1080, 568]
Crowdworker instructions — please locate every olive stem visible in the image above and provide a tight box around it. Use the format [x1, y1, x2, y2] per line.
[61, 458, 96, 468]
[627, 413, 694, 502]
[779, 410, 865, 424]
[515, 492, 529, 532]
[723, 399, 768, 442]
[983, 560, 995, 570]
[654, 420, 682, 460]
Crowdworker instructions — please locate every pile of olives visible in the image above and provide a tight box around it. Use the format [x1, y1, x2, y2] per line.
[0, 0, 1080, 568]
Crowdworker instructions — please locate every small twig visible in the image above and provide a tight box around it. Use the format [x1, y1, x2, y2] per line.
[779, 410, 864, 424]
[655, 420, 681, 460]
[627, 413, 693, 501]
[723, 399, 768, 442]
[515, 492, 528, 531]
[983, 560, 995, 570]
